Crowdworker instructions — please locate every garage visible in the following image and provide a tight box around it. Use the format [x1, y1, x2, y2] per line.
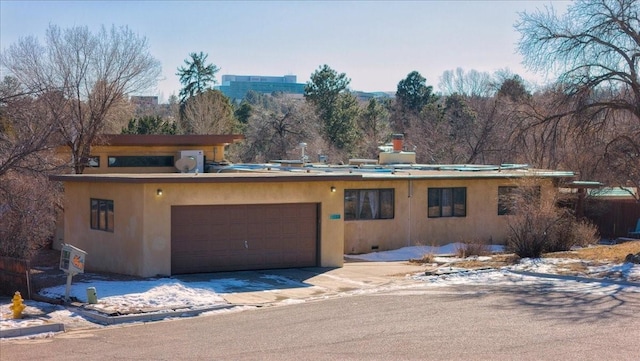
[171, 203, 319, 274]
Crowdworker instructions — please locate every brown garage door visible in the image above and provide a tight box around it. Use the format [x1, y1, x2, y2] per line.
[171, 203, 318, 274]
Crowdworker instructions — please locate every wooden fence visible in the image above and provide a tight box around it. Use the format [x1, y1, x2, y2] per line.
[0, 257, 31, 298]
[585, 200, 640, 239]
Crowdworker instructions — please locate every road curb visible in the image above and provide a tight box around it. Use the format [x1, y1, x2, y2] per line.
[73, 304, 235, 325]
[0, 322, 65, 338]
[505, 270, 640, 287]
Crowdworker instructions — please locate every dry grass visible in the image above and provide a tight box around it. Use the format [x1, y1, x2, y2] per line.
[543, 241, 640, 263]
[435, 241, 640, 270]
[454, 254, 519, 269]
[455, 240, 492, 258]
[409, 253, 435, 264]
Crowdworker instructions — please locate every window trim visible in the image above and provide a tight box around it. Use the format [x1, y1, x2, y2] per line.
[90, 198, 114, 232]
[428, 187, 467, 218]
[344, 188, 395, 221]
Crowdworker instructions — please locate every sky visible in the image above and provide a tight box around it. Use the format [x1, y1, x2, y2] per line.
[0, 1, 570, 102]
[2, 243, 639, 336]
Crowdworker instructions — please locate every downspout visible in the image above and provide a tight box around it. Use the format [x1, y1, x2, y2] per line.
[408, 178, 413, 247]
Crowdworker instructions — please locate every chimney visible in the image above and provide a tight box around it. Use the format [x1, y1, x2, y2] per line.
[392, 134, 404, 152]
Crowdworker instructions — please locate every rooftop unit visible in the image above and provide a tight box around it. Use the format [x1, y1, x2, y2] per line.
[175, 150, 204, 173]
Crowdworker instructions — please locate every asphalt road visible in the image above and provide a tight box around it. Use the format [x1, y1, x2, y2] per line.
[2, 284, 639, 360]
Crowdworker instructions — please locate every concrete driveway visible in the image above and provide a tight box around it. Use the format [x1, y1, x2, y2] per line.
[173, 261, 427, 305]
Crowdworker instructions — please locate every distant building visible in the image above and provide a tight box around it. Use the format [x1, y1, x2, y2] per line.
[130, 96, 159, 107]
[216, 74, 306, 100]
[352, 91, 394, 102]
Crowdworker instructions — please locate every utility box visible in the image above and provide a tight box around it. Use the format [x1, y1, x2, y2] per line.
[86, 287, 98, 304]
[59, 244, 87, 274]
[175, 150, 204, 173]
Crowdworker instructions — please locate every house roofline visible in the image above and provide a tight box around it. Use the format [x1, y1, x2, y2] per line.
[49, 168, 574, 184]
[49, 173, 363, 184]
[96, 134, 245, 146]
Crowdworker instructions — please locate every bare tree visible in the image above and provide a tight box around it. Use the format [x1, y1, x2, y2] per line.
[438, 68, 493, 97]
[240, 93, 321, 163]
[0, 78, 61, 177]
[506, 87, 576, 170]
[516, 0, 640, 189]
[180, 89, 238, 134]
[0, 77, 63, 258]
[1, 24, 161, 174]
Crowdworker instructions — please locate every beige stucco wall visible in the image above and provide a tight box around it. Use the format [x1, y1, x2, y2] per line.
[341, 177, 555, 254]
[60, 174, 557, 276]
[62, 178, 344, 277]
[63, 182, 146, 276]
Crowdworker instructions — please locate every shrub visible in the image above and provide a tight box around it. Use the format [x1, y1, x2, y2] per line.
[455, 239, 492, 258]
[505, 180, 600, 258]
[505, 181, 560, 258]
[547, 216, 599, 252]
[0, 173, 59, 259]
[506, 208, 555, 258]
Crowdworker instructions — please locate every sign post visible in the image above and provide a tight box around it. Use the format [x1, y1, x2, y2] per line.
[59, 244, 87, 302]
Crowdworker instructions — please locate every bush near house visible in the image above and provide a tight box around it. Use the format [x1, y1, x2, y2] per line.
[506, 185, 599, 258]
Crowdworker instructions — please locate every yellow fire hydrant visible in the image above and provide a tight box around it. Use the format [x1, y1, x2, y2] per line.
[9, 291, 26, 319]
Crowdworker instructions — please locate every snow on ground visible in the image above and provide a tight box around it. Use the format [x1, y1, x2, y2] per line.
[344, 242, 505, 262]
[39, 278, 226, 310]
[2, 244, 640, 336]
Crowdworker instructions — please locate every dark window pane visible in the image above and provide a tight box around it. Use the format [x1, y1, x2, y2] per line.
[90, 199, 98, 229]
[344, 190, 357, 220]
[108, 156, 174, 167]
[429, 187, 467, 218]
[90, 198, 114, 232]
[498, 186, 516, 215]
[88, 156, 100, 167]
[441, 188, 453, 217]
[453, 188, 466, 217]
[380, 189, 394, 219]
[428, 188, 441, 217]
[106, 201, 114, 232]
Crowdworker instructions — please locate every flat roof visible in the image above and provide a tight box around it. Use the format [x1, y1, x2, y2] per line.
[50, 164, 574, 184]
[96, 134, 245, 146]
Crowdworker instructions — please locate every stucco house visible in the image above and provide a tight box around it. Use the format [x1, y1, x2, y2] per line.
[51, 135, 574, 277]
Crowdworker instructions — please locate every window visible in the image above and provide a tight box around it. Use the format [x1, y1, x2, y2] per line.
[498, 186, 540, 215]
[107, 156, 174, 168]
[90, 199, 114, 232]
[344, 189, 394, 220]
[87, 156, 100, 167]
[428, 187, 466, 218]
[498, 186, 517, 215]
